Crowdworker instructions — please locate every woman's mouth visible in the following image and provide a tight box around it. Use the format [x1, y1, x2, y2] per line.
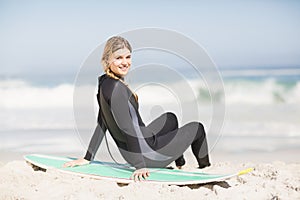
[119, 65, 128, 72]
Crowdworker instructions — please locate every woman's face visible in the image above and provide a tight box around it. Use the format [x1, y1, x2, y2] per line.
[108, 48, 131, 77]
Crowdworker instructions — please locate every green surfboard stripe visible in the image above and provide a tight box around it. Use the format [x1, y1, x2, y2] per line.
[24, 154, 236, 183]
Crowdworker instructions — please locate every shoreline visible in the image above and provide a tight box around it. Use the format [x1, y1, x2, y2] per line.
[1, 147, 299, 166]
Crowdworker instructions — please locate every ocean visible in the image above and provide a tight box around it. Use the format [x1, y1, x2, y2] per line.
[1, 66, 299, 163]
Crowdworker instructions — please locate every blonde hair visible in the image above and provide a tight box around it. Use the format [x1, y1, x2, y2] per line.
[101, 36, 138, 101]
[101, 36, 132, 79]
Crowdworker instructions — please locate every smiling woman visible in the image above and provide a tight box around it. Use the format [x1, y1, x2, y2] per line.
[109, 49, 131, 76]
[63, 36, 211, 182]
[101, 36, 132, 79]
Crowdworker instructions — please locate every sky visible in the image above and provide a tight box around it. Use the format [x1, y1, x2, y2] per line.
[1, 0, 300, 85]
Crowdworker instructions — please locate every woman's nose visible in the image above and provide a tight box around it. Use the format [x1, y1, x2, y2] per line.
[121, 58, 128, 65]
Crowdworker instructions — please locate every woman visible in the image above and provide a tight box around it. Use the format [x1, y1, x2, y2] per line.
[64, 36, 211, 181]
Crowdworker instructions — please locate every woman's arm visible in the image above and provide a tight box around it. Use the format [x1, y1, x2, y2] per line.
[64, 75, 107, 168]
[109, 84, 150, 181]
[84, 122, 107, 161]
[63, 123, 106, 168]
[109, 82, 147, 170]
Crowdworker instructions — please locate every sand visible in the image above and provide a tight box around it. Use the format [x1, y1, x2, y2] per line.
[0, 159, 299, 200]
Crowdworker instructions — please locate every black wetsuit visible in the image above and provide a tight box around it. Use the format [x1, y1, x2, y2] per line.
[84, 74, 210, 169]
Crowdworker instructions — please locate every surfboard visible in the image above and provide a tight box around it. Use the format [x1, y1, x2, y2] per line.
[24, 154, 253, 185]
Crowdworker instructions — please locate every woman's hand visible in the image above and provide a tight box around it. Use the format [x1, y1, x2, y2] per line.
[131, 168, 150, 182]
[63, 158, 90, 168]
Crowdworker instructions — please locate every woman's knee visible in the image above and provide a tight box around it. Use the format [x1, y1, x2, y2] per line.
[165, 112, 178, 128]
[155, 112, 178, 132]
[197, 122, 205, 131]
[186, 122, 205, 136]
[186, 121, 203, 127]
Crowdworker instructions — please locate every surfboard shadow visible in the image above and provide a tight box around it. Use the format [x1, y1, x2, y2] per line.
[26, 161, 47, 172]
[116, 181, 231, 189]
[182, 181, 231, 190]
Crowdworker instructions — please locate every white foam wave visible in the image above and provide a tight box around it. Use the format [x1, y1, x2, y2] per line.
[2, 78, 298, 110]
[224, 79, 300, 105]
[0, 80, 73, 108]
[0, 80, 75, 130]
[0, 79, 299, 136]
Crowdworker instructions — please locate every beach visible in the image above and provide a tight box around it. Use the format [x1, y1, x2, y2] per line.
[1, 73, 300, 199]
[1, 135, 300, 200]
[1, 151, 299, 200]
[2, 0, 300, 199]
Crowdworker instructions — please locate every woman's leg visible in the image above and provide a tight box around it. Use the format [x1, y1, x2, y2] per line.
[151, 122, 210, 168]
[147, 112, 178, 136]
[190, 122, 211, 168]
[146, 112, 185, 167]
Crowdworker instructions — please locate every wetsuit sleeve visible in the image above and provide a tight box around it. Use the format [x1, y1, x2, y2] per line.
[110, 83, 146, 169]
[84, 122, 107, 161]
[84, 74, 107, 161]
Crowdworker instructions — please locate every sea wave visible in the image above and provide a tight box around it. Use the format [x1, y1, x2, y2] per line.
[0, 80, 74, 108]
[223, 79, 300, 105]
[1, 78, 299, 109]
[0, 79, 299, 137]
